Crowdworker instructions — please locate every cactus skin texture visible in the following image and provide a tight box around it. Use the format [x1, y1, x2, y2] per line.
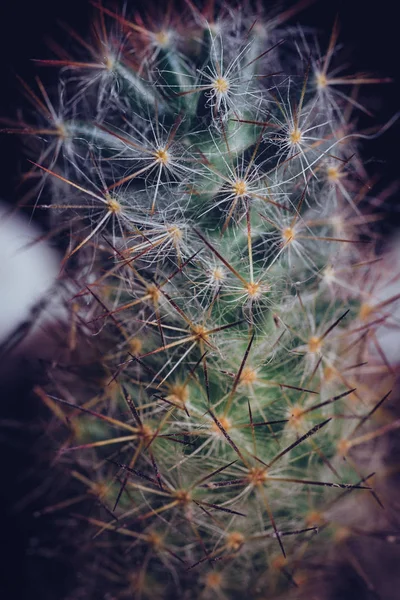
[11, 1, 399, 598]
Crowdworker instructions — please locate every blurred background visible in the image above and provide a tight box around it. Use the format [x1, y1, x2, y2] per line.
[0, 0, 398, 598]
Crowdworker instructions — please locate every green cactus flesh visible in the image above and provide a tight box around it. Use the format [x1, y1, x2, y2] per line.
[15, 2, 397, 598]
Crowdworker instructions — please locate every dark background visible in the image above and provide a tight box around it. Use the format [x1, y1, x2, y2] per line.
[0, 1, 398, 598]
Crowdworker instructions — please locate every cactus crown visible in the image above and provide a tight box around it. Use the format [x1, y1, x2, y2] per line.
[11, 1, 397, 598]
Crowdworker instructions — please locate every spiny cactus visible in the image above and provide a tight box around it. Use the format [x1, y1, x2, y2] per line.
[8, 1, 400, 598]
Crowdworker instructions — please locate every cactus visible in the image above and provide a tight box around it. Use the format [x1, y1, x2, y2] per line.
[7, 1, 399, 598]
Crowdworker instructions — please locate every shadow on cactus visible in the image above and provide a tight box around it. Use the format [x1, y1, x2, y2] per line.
[6, 0, 400, 598]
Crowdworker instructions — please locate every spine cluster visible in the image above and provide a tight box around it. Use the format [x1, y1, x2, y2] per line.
[10, 2, 398, 598]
